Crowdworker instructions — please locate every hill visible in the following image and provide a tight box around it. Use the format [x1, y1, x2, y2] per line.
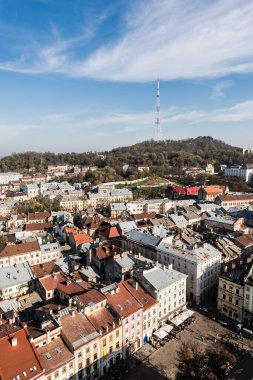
[0, 136, 250, 174]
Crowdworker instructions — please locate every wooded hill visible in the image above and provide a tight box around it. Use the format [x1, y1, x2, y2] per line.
[0, 136, 251, 173]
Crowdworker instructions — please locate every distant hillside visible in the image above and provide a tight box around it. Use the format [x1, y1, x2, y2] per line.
[0, 136, 250, 173]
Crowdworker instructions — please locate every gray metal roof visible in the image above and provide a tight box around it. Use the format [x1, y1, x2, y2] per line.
[159, 242, 221, 264]
[0, 262, 35, 289]
[114, 255, 134, 268]
[143, 267, 187, 290]
[125, 230, 161, 247]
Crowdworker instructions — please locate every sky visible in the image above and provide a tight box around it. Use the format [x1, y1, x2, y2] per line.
[1, 0, 253, 154]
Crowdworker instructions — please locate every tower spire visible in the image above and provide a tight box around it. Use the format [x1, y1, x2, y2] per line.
[155, 79, 161, 141]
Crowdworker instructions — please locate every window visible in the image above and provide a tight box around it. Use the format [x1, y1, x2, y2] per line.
[229, 297, 232, 303]
[93, 343, 97, 349]
[116, 330, 119, 338]
[78, 352, 82, 358]
[94, 353, 97, 361]
[236, 288, 239, 295]
[116, 341, 120, 349]
[102, 339, 106, 347]
[109, 346, 113, 354]
[223, 294, 226, 300]
[86, 358, 90, 367]
[246, 294, 250, 300]
[86, 347, 90, 353]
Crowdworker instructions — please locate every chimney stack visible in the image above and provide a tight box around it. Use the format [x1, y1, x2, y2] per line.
[10, 336, 17, 347]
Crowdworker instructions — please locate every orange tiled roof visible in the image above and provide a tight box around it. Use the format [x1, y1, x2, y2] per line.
[106, 282, 142, 318]
[37, 336, 73, 374]
[122, 279, 158, 311]
[70, 231, 93, 246]
[87, 307, 119, 333]
[0, 326, 44, 380]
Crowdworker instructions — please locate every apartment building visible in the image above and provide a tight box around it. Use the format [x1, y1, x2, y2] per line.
[123, 278, 158, 343]
[215, 194, 253, 208]
[224, 164, 253, 182]
[0, 240, 61, 268]
[0, 261, 35, 300]
[0, 172, 23, 185]
[136, 266, 187, 325]
[217, 266, 245, 323]
[102, 282, 143, 358]
[157, 242, 221, 304]
[126, 198, 172, 215]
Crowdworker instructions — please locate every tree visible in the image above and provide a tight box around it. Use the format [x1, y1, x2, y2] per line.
[0, 235, 7, 245]
[176, 341, 206, 380]
[175, 342, 236, 380]
[205, 347, 235, 379]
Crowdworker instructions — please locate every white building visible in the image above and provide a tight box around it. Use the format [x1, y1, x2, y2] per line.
[0, 172, 23, 185]
[224, 164, 253, 182]
[157, 242, 221, 304]
[0, 240, 62, 268]
[24, 183, 40, 199]
[136, 266, 187, 324]
[0, 261, 35, 300]
[126, 199, 173, 215]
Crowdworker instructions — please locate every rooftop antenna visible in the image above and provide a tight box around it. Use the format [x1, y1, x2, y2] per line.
[155, 79, 161, 141]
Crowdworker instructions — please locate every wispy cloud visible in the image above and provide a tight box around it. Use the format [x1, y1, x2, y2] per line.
[1, 1, 253, 81]
[211, 80, 233, 99]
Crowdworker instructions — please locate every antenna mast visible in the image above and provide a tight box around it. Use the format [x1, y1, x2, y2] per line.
[155, 80, 161, 141]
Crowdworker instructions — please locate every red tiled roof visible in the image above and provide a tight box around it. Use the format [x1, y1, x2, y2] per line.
[25, 222, 53, 231]
[204, 185, 227, 195]
[99, 226, 120, 240]
[0, 240, 40, 258]
[122, 279, 158, 311]
[31, 262, 61, 279]
[28, 212, 50, 221]
[106, 282, 142, 318]
[60, 312, 98, 348]
[70, 231, 93, 246]
[218, 194, 253, 202]
[0, 326, 44, 380]
[87, 307, 119, 333]
[234, 234, 253, 248]
[37, 337, 73, 374]
[75, 289, 106, 307]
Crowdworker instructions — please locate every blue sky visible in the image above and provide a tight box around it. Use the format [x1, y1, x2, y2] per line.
[1, 0, 253, 154]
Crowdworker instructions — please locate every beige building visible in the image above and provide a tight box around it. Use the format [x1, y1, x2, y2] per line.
[217, 266, 245, 323]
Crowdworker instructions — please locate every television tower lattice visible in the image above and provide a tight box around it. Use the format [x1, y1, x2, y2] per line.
[155, 80, 161, 141]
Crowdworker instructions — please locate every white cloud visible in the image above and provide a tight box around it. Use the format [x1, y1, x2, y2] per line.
[211, 80, 233, 99]
[1, 1, 253, 81]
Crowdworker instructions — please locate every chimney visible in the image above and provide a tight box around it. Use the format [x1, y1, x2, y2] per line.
[106, 324, 109, 332]
[10, 336, 18, 347]
[134, 281, 138, 291]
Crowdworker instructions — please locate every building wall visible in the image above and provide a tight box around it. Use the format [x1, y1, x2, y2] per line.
[217, 277, 244, 323]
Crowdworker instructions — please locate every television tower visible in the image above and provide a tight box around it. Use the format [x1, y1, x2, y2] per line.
[155, 79, 161, 141]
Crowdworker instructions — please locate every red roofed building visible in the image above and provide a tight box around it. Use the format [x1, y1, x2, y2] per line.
[87, 307, 123, 375]
[27, 212, 51, 224]
[38, 272, 87, 301]
[186, 186, 201, 197]
[99, 226, 120, 242]
[198, 185, 229, 201]
[0, 325, 44, 380]
[103, 282, 142, 358]
[122, 279, 158, 344]
[68, 230, 93, 251]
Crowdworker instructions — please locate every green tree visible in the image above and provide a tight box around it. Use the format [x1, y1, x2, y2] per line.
[0, 235, 7, 245]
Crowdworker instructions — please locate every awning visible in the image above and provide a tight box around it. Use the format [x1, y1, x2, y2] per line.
[170, 309, 195, 327]
[161, 324, 174, 334]
[153, 324, 174, 339]
[153, 327, 168, 340]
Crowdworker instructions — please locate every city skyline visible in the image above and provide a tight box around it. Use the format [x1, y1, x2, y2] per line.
[1, 0, 253, 154]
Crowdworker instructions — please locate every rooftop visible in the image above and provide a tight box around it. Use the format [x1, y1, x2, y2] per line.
[143, 266, 187, 291]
